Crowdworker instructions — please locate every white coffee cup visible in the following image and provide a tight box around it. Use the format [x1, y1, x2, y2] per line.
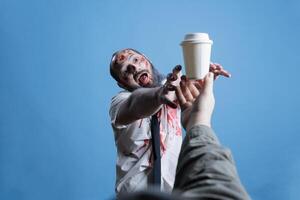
[180, 33, 213, 79]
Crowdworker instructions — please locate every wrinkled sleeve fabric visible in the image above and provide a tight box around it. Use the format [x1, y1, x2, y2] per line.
[173, 125, 251, 200]
[110, 91, 131, 130]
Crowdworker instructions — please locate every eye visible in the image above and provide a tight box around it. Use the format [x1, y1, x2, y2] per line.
[133, 58, 138, 63]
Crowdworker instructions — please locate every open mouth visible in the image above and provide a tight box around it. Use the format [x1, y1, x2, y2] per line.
[135, 71, 150, 86]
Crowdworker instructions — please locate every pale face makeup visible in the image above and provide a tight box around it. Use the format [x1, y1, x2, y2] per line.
[113, 49, 154, 90]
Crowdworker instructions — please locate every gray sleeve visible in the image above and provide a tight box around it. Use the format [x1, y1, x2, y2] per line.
[173, 125, 251, 200]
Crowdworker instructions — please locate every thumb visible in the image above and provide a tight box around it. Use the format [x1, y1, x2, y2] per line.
[202, 72, 214, 94]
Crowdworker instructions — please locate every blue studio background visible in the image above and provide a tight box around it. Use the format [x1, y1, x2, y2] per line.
[1, 0, 300, 199]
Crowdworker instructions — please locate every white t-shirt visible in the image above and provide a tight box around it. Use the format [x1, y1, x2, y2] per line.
[109, 90, 182, 195]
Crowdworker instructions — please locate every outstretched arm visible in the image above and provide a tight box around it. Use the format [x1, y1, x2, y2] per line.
[116, 65, 181, 125]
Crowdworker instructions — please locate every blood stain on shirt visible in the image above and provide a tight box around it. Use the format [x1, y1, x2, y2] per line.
[135, 139, 150, 153]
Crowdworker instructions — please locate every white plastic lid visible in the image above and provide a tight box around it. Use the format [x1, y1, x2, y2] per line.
[181, 33, 213, 44]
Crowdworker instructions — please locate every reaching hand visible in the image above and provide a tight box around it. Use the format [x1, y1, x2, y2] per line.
[174, 75, 202, 128]
[174, 62, 230, 129]
[176, 72, 215, 131]
[157, 65, 182, 108]
[210, 62, 231, 79]
[158, 62, 229, 112]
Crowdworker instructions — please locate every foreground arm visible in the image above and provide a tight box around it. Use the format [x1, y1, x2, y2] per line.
[174, 125, 251, 199]
[174, 72, 250, 199]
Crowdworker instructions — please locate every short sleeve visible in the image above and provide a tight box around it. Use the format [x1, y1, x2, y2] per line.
[109, 91, 131, 129]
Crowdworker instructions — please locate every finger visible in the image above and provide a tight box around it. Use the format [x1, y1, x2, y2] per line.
[214, 63, 223, 70]
[210, 63, 217, 68]
[166, 65, 182, 85]
[181, 75, 187, 81]
[211, 69, 221, 75]
[212, 69, 231, 78]
[193, 81, 203, 90]
[172, 65, 182, 75]
[203, 72, 214, 93]
[180, 80, 194, 102]
[210, 63, 217, 71]
[166, 73, 176, 83]
[162, 83, 176, 94]
[195, 79, 204, 89]
[213, 63, 231, 77]
[220, 69, 231, 77]
[186, 80, 200, 98]
[175, 86, 187, 108]
[171, 65, 182, 81]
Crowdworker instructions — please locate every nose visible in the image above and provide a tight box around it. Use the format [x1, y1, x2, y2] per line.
[126, 64, 137, 73]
